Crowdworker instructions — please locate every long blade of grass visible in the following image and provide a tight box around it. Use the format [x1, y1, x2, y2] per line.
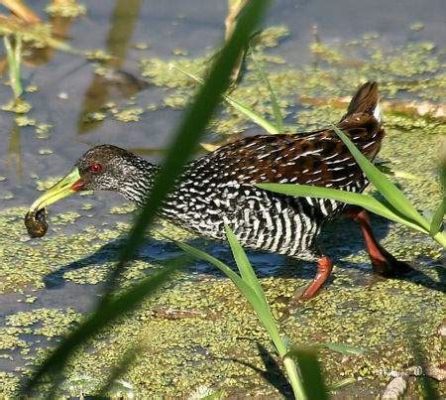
[4, 35, 22, 99]
[224, 93, 280, 134]
[103, 0, 271, 296]
[23, 1, 270, 394]
[174, 240, 282, 348]
[430, 198, 446, 236]
[224, 225, 267, 304]
[257, 183, 428, 234]
[20, 259, 184, 395]
[251, 52, 284, 132]
[431, 160, 446, 236]
[286, 347, 329, 400]
[174, 238, 307, 400]
[172, 64, 280, 135]
[224, 225, 310, 400]
[332, 125, 430, 231]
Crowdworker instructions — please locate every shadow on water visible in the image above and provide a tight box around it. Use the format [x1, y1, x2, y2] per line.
[42, 234, 176, 289]
[216, 342, 292, 398]
[43, 215, 446, 297]
[77, 0, 149, 134]
[255, 342, 292, 398]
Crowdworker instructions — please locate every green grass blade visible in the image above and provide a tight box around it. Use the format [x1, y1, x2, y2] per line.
[430, 198, 446, 236]
[14, 35, 21, 69]
[174, 240, 283, 349]
[257, 183, 428, 234]
[251, 52, 284, 132]
[286, 347, 329, 400]
[224, 225, 268, 304]
[171, 64, 280, 135]
[23, 1, 270, 393]
[431, 161, 446, 236]
[174, 239, 307, 400]
[439, 160, 446, 192]
[332, 125, 430, 231]
[224, 94, 280, 134]
[103, 0, 271, 295]
[20, 260, 183, 396]
[4, 35, 22, 99]
[13, 35, 22, 98]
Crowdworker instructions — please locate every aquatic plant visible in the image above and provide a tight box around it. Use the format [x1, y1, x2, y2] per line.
[20, 0, 274, 396]
[3, 34, 22, 99]
[175, 225, 328, 400]
[14, 1, 445, 399]
[260, 125, 446, 249]
[0, 0, 80, 103]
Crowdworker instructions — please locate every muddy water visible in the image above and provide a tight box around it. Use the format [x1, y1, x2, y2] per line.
[0, 0, 445, 398]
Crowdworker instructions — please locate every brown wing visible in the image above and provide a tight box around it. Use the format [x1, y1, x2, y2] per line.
[205, 114, 383, 190]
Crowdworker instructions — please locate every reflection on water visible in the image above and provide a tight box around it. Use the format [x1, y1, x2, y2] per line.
[6, 123, 23, 180]
[0, 4, 75, 178]
[0, 2, 446, 397]
[21, 16, 75, 67]
[77, 0, 148, 134]
[106, 0, 142, 65]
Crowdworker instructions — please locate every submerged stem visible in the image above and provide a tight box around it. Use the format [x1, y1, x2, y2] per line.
[4, 35, 23, 99]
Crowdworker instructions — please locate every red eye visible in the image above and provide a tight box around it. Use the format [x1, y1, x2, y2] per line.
[89, 163, 103, 174]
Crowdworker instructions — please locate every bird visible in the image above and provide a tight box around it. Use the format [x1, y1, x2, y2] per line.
[26, 81, 410, 300]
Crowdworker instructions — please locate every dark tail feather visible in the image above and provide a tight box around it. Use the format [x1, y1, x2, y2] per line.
[341, 81, 381, 122]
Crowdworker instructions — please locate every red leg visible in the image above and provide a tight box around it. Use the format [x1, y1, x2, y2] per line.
[345, 208, 411, 276]
[300, 256, 333, 300]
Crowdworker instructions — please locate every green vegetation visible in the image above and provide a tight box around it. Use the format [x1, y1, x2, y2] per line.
[4, 35, 23, 99]
[259, 125, 446, 248]
[20, 0, 274, 396]
[0, 1, 444, 399]
[175, 226, 309, 399]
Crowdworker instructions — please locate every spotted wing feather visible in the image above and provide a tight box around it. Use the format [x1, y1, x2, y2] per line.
[203, 114, 382, 190]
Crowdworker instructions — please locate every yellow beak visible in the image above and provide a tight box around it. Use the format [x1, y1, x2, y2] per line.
[29, 168, 84, 213]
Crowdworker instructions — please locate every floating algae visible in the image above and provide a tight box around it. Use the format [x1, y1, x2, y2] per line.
[45, 2, 87, 18]
[0, 16, 445, 398]
[113, 107, 144, 122]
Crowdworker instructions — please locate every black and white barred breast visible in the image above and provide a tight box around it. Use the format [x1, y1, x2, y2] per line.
[162, 82, 384, 259]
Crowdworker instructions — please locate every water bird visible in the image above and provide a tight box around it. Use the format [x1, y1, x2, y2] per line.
[26, 81, 410, 299]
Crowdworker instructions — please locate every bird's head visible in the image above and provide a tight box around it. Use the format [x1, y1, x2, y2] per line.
[28, 145, 151, 214]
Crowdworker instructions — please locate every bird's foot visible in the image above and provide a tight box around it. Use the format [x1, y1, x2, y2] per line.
[345, 207, 413, 277]
[370, 252, 413, 277]
[286, 256, 333, 311]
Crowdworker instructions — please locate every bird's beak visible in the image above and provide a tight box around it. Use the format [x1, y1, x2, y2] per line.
[29, 168, 84, 213]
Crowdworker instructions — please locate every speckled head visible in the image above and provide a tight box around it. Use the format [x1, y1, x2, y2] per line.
[28, 144, 157, 216]
[74, 145, 149, 192]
